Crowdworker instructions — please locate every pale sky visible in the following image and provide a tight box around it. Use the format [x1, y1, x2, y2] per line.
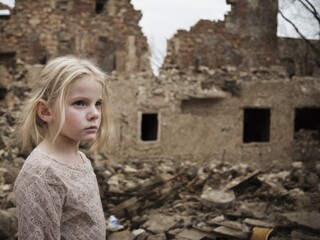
[1, 0, 319, 75]
[278, 0, 320, 40]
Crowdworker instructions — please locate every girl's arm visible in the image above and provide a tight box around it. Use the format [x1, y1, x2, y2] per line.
[14, 176, 65, 240]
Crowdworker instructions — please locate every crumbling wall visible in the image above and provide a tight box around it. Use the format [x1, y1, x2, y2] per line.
[114, 65, 320, 168]
[0, 0, 150, 73]
[162, 0, 278, 72]
[162, 0, 319, 80]
[278, 37, 320, 77]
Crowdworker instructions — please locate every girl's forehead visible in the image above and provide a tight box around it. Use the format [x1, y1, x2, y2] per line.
[68, 75, 103, 96]
[72, 75, 102, 86]
[74, 74, 99, 83]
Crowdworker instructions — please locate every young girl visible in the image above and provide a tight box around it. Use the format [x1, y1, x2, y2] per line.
[14, 55, 115, 239]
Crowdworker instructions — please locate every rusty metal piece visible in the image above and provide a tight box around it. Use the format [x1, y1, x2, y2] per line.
[250, 227, 273, 240]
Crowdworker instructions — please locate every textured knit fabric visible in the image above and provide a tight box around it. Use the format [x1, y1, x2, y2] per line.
[14, 149, 106, 240]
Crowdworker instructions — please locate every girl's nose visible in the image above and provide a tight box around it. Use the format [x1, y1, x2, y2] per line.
[88, 106, 100, 120]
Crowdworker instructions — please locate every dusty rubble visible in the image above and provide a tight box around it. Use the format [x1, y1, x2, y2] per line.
[1, 142, 320, 240]
[94, 156, 320, 240]
[0, 130, 316, 240]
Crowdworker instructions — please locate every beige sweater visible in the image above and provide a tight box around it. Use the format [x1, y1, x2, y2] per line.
[14, 149, 106, 240]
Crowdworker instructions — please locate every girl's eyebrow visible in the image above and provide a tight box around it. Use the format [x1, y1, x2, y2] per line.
[70, 96, 103, 101]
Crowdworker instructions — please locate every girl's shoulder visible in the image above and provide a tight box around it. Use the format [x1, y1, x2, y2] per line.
[13, 150, 58, 191]
[21, 150, 55, 176]
[15, 150, 94, 183]
[14, 150, 93, 189]
[31, 149, 92, 169]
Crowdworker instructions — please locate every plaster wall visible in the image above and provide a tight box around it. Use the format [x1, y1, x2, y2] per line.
[110, 69, 320, 168]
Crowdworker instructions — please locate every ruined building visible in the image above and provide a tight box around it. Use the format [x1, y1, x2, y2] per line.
[0, 0, 320, 170]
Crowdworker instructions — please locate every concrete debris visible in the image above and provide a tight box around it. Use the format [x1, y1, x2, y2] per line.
[142, 213, 182, 234]
[200, 188, 235, 209]
[213, 226, 249, 239]
[98, 159, 320, 240]
[174, 228, 217, 240]
[0, 208, 17, 239]
[279, 211, 320, 233]
[243, 218, 274, 228]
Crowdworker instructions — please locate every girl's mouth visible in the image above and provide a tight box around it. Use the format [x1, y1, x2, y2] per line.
[86, 126, 98, 130]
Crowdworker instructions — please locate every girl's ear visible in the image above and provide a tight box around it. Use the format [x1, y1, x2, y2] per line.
[36, 99, 52, 123]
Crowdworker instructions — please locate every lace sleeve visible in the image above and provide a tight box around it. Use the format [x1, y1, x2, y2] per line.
[14, 176, 66, 240]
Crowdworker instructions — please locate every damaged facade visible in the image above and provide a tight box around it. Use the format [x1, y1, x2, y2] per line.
[1, 0, 320, 168]
[0, 0, 149, 72]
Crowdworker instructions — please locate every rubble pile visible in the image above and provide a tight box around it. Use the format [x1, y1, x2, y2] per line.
[94, 157, 320, 240]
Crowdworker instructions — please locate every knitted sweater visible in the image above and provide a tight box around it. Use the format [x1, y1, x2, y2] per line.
[14, 149, 106, 240]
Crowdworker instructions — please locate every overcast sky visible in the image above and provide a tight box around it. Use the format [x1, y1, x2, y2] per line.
[1, 0, 319, 74]
[278, 0, 320, 40]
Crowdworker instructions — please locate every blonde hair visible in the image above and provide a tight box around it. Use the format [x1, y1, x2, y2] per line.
[19, 55, 115, 153]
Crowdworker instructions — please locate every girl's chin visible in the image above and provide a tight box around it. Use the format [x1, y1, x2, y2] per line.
[82, 137, 96, 142]
[80, 135, 97, 142]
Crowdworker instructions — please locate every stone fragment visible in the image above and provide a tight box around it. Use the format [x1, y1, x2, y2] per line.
[280, 211, 320, 233]
[176, 229, 217, 240]
[291, 230, 320, 240]
[25, 64, 43, 86]
[142, 213, 181, 234]
[0, 209, 17, 239]
[132, 228, 149, 240]
[107, 229, 134, 240]
[305, 172, 319, 188]
[0, 65, 13, 88]
[200, 188, 235, 209]
[213, 226, 249, 239]
[146, 233, 167, 240]
[243, 218, 274, 228]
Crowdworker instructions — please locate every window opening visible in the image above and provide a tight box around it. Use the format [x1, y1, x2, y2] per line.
[0, 9, 10, 19]
[0, 51, 16, 68]
[243, 108, 270, 143]
[39, 56, 47, 65]
[141, 113, 158, 141]
[294, 108, 320, 140]
[56, 0, 68, 12]
[282, 58, 295, 78]
[96, 0, 108, 14]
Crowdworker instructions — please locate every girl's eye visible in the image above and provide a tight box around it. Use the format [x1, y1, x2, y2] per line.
[96, 101, 102, 107]
[73, 100, 85, 107]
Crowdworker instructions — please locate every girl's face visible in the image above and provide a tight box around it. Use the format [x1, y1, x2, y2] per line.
[54, 75, 103, 144]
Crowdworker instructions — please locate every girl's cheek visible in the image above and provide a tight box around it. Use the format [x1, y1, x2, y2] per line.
[65, 110, 82, 125]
